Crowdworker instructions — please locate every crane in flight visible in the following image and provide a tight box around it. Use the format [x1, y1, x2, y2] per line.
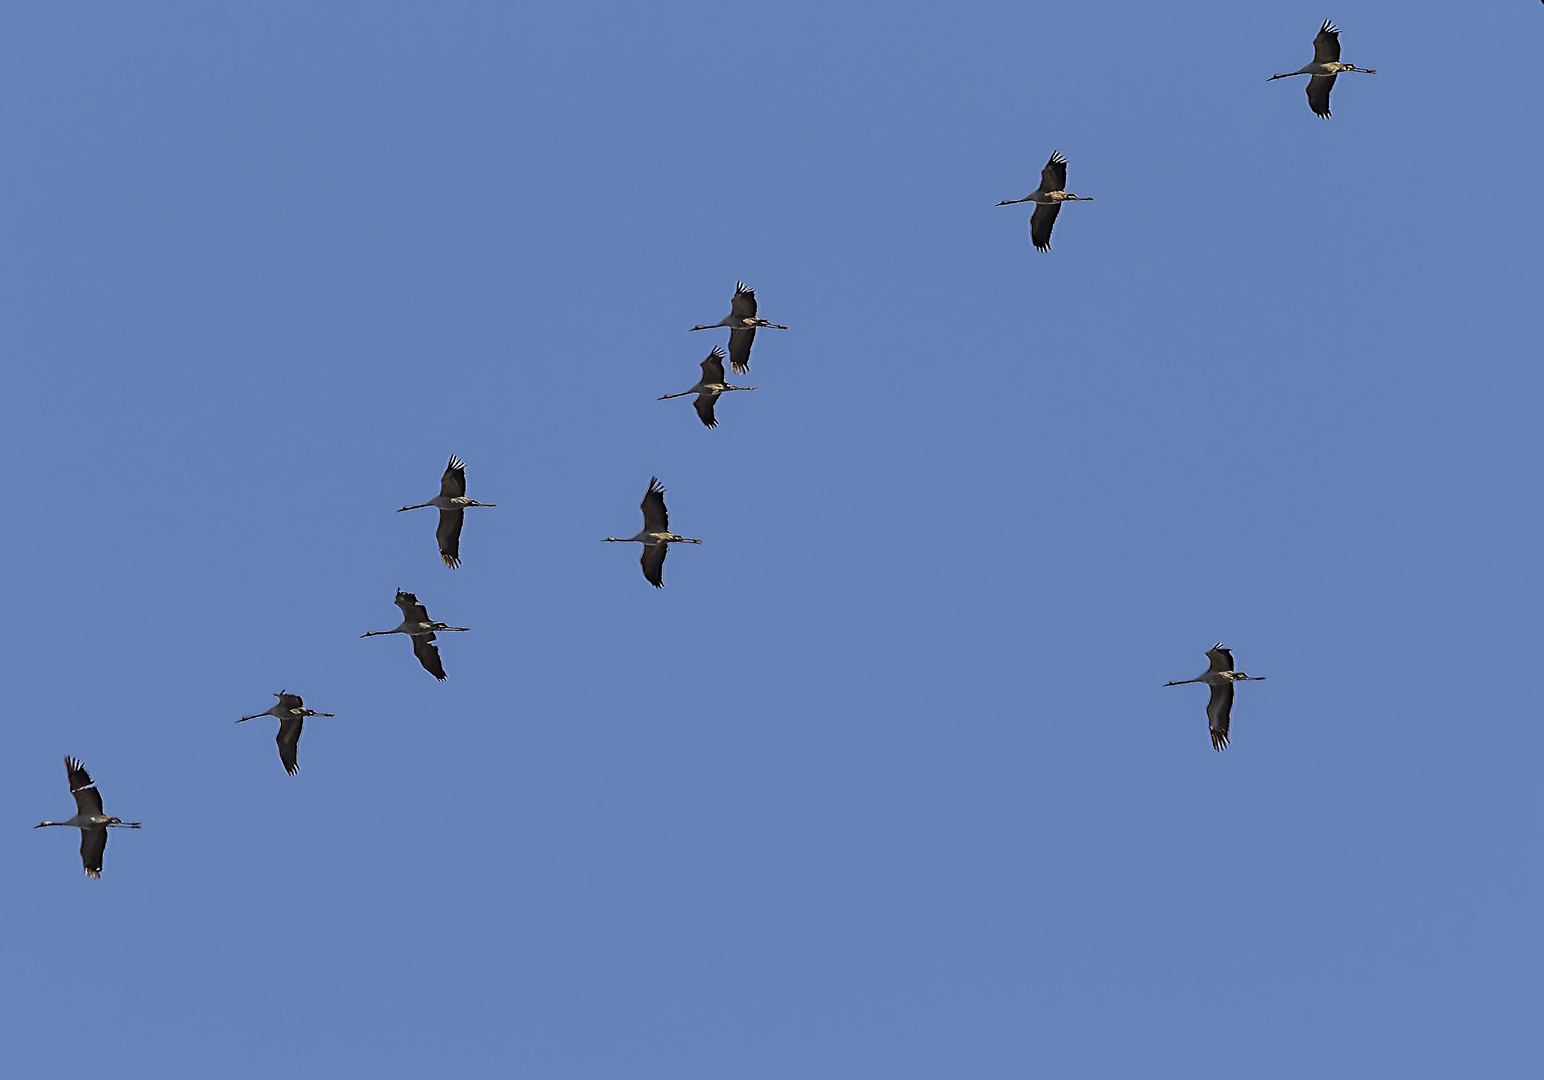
[34, 757, 140, 878]
[1268, 20, 1376, 118]
[238, 691, 336, 775]
[1163, 643, 1266, 751]
[690, 282, 787, 374]
[604, 477, 701, 588]
[996, 152, 1093, 252]
[398, 455, 497, 568]
[361, 589, 470, 680]
[658, 346, 756, 429]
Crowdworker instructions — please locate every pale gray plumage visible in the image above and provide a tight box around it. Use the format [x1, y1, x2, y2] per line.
[689, 282, 787, 375]
[34, 756, 141, 878]
[1268, 20, 1377, 118]
[398, 455, 497, 568]
[603, 477, 702, 588]
[360, 589, 470, 680]
[1163, 643, 1267, 751]
[658, 346, 757, 429]
[238, 691, 336, 775]
[996, 151, 1093, 251]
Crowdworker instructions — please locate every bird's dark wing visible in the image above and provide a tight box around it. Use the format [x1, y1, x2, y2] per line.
[1313, 20, 1341, 64]
[395, 590, 431, 623]
[80, 827, 107, 879]
[641, 477, 669, 533]
[437, 508, 465, 569]
[412, 634, 447, 680]
[1306, 74, 1336, 118]
[276, 715, 304, 775]
[276, 692, 304, 710]
[1041, 151, 1068, 193]
[66, 756, 104, 817]
[727, 326, 756, 374]
[641, 544, 667, 588]
[1206, 645, 1235, 674]
[440, 455, 467, 499]
[700, 346, 727, 384]
[1030, 203, 1061, 252]
[694, 391, 720, 429]
[730, 281, 757, 320]
[1207, 682, 1234, 751]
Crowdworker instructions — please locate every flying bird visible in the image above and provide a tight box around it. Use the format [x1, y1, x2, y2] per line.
[1163, 643, 1266, 751]
[238, 691, 336, 775]
[34, 757, 140, 879]
[398, 455, 497, 568]
[604, 477, 701, 588]
[690, 282, 787, 375]
[361, 589, 470, 680]
[1268, 20, 1376, 118]
[658, 346, 757, 429]
[996, 152, 1094, 252]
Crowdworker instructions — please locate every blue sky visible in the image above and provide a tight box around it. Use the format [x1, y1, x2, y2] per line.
[2, 2, 1541, 1077]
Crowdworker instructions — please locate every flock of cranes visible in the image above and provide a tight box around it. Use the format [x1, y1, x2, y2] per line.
[33, 18, 1376, 878]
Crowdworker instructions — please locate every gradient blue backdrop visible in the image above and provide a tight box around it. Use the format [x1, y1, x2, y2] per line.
[2, 2, 1540, 1077]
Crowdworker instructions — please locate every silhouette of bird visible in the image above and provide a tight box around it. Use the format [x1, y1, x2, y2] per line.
[690, 282, 787, 374]
[1163, 643, 1266, 751]
[34, 757, 141, 878]
[1268, 20, 1376, 118]
[996, 152, 1093, 251]
[361, 589, 470, 680]
[238, 691, 336, 775]
[658, 346, 756, 429]
[603, 478, 701, 588]
[398, 455, 497, 568]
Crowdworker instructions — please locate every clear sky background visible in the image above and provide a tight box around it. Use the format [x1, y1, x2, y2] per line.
[1, 2, 1540, 1077]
